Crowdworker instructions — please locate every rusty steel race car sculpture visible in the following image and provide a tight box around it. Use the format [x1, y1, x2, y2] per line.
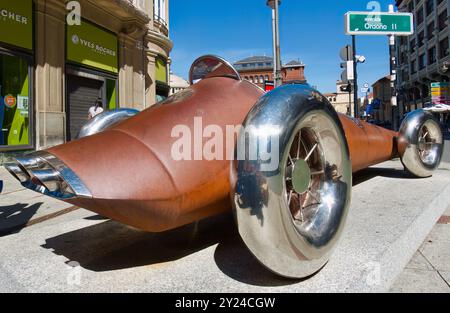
[5, 56, 444, 278]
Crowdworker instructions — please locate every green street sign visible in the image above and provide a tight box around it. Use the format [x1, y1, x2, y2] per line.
[0, 0, 33, 50]
[345, 11, 414, 36]
[67, 20, 118, 73]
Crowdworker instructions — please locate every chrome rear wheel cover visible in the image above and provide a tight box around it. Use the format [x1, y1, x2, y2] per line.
[399, 110, 444, 178]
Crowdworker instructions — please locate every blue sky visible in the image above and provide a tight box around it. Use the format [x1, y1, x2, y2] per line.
[170, 0, 397, 94]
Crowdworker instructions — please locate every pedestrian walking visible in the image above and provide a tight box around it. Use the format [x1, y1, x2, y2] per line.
[88, 98, 104, 120]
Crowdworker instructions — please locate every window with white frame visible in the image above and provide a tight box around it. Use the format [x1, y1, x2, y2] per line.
[154, 0, 167, 23]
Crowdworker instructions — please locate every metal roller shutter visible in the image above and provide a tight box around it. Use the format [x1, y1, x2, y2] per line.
[66, 74, 103, 141]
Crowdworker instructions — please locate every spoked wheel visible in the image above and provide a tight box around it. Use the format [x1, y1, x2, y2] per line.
[417, 122, 441, 167]
[285, 124, 342, 234]
[399, 110, 444, 178]
[232, 84, 352, 278]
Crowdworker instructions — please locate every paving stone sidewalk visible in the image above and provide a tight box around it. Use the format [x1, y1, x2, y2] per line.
[390, 205, 450, 293]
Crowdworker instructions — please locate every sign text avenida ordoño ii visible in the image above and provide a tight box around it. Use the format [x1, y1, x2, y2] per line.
[345, 11, 414, 36]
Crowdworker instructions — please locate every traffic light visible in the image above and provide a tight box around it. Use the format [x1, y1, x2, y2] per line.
[340, 83, 352, 93]
[340, 61, 354, 84]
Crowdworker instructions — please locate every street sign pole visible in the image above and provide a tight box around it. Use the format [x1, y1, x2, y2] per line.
[348, 84, 352, 116]
[352, 35, 359, 118]
[388, 4, 398, 130]
[344, 8, 414, 124]
[340, 45, 355, 117]
[268, 0, 283, 88]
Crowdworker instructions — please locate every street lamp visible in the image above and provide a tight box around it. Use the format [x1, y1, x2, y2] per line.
[267, 0, 283, 87]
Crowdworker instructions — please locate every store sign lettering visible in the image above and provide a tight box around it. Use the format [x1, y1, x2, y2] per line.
[0, 9, 28, 24]
[72, 35, 116, 57]
[67, 20, 118, 73]
[0, 0, 33, 50]
[66, 1, 81, 26]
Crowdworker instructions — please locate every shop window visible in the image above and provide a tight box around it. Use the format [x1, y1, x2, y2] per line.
[155, 56, 169, 102]
[0, 53, 32, 149]
[106, 79, 117, 110]
[155, 57, 167, 83]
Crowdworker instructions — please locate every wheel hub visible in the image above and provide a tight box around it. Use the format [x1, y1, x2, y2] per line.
[292, 159, 311, 194]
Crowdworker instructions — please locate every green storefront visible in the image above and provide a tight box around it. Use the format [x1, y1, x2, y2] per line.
[0, 0, 34, 151]
[65, 19, 118, 140]
[155, 56, 170, 102]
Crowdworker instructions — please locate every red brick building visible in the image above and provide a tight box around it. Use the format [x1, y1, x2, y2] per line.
[233, 56, 306, 88]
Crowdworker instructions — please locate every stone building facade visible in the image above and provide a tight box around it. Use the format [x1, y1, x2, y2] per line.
[0, 0, 172, 155]
[323, 81, 355, 116]
[233, 56, 306, 89]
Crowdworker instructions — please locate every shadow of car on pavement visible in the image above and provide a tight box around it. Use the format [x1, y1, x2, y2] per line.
[0, 203, 43, 237]
[40, 165, 416, 286]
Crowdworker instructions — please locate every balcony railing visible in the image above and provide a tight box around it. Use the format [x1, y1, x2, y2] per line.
[154, 14, 169, 36]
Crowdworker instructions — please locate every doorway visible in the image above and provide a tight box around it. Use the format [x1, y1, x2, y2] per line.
[66, 74, 103, 141]
[66, 68, 117, 141]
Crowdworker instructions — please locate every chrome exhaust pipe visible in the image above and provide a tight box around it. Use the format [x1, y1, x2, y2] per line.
[30, 168, 62, 192]
[15, 153, 47, 173]
[4, 163, 30, 183]
[4, 151, 92, 199]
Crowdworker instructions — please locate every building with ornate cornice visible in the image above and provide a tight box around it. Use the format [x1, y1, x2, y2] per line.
[0, 0, 172, 154]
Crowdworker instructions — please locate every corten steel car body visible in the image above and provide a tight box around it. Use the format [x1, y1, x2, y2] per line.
[5, 56, 444, 278]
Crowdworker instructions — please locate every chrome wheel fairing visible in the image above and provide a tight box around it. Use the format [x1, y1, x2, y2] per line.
[231, 84, 352, 278]
[77, 108, 139, 139]
[398, 110, 444, 178]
